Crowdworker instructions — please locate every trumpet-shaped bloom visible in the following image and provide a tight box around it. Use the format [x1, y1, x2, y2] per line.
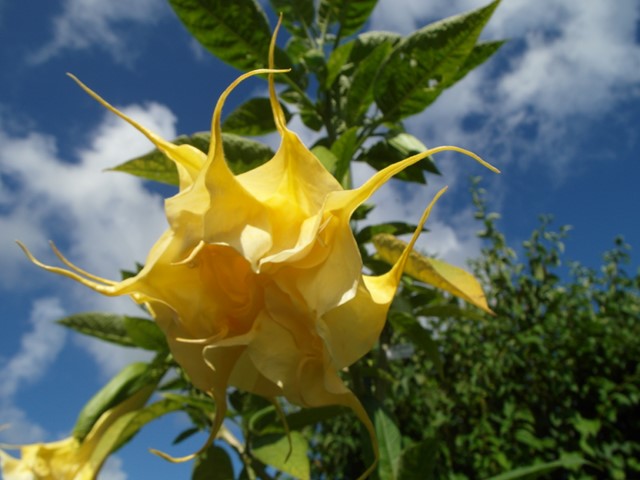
[18, 24, 497, 478]
[0, 388, 151, 480]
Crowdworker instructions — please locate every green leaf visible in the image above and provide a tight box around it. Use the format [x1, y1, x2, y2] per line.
[395, 439, 438, 480]
[73, 363, 157, 441]
[345, 40, 393, 126]
[330, 126, 359, 184]
[299, 104, 324, 131]
[355, 222, 420, 244]
[311, 145, 339, 174]
[350, 31, 402, 64]
[249, 406, 281, 435]
[252, 432, 310, 480]
[359, 133, 439, 184]
[286, 405, 346, 430]
[222, 133, 275, 172]
[485, 454, 586, 480]
[389, 311, 443, 376]
[109, 397, 185, 452]
[325, 40, 354, 87]
[373, 0, 500, 120]
[228, 390, 271, 417]
[417, 304, 486, 321]
[270, 0, 315, 37]
[111, 132, 274, 186]
[58, 312, 135, 347]
[168, 0, 285, 73]
[123, 317, 168, 352]
[363, 398, 402, 480]
[449, 39, 505, 85]
[193, 444, 235, 480]
[222, 97, 291, 136]
[286, 36, 314, 64]
[318, 0, 379, 36]
[109, 149, 180, 186]
[172, 426, 200, 445]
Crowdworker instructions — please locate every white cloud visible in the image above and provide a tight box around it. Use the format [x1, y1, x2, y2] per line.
[0, 298, 66, 444]
[0, 100, 176, 375]
[30, 0, 167, 65]
[370, 0, 640, 176]
[0, 297, 66, 400]
[0, 403, 46, 444]
[100, 455, 128, 480]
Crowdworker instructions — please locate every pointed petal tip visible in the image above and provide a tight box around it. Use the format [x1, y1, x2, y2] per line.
[149, 448, 197, 464]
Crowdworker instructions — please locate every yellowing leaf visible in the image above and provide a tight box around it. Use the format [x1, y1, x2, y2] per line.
[373, 233, 494, 314]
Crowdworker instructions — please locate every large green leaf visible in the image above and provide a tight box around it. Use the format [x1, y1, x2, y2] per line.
[395, 439, 438, 480]
[344, 39, 393, 126]
[355, 221, 420, 244]
[110, 132, 275, 186]
[221, 133, 276, 172]
[449, 39, 505, 85]
[252, 432, 310, 480]
[58, 312, 135, 347]
[325, 40, 354, 87]
[123, 317, 169, 352]
[358, 132, 440, 184]
[222, 97, 291, 136]
[169, 0, 278, 72]
[73, 363, 160, 441]
[373, 0, 500, 120]
[59, 312, 169, 352]
[193, 444, 235, 480]
[389, 311, 443, 376]
[311, 145, 339, 175]
[109, 397, 185, 452]
[330, 126, 359, 184]
[485, 454, 586, 480]
[269, 0, 315, 37]
[318, 0, 379, 36]
[286, 406, 346, 430]
[363, 398, 402, 480]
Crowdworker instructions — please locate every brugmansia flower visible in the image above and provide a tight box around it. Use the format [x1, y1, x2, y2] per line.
[0, 388, 152, 480]
[18, 24, 497, 479]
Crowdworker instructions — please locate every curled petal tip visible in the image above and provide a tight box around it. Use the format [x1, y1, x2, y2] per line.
[149, 448, 197, 464]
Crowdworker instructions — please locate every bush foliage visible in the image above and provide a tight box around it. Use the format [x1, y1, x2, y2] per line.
[311, 183, 640, 479]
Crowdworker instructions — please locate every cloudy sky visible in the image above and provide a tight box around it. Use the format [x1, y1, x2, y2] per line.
[1, 0, 639, 478]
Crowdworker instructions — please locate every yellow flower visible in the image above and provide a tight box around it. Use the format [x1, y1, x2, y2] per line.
[0, 388, 151, 480]
[18, 23, 497, 478]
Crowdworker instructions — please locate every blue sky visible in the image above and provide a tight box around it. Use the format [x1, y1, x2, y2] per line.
[1, 0, 639, 478]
